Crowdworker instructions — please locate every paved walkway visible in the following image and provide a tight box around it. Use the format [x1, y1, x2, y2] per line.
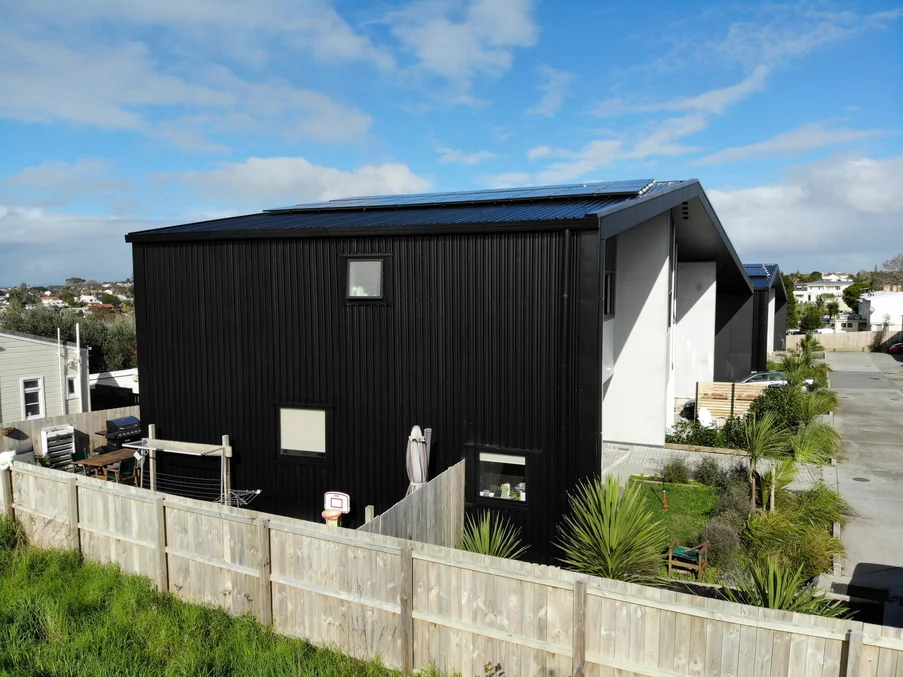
[826, 352, 903, 595]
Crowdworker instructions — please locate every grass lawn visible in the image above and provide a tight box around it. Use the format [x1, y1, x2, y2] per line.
[0, 519, 400, 677]
[629, 477, 718, 546]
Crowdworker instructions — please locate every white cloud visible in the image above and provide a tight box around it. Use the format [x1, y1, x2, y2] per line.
[8, 0, 395, 70]
[697, 122, 885, 165]
[167, 157, 431, 207]
[522, 114, 705, 184]
[526, 66, 574, 117]
[527, 146, 552, 160]
[595, 66, 770, 118]
[389, 0, 538, 95]
[1, 160, 128, 207]
[0, 32, 373, 148]
[709, 154, 903, 272]
[436, 146, 497, 165]
[0, 205, 163, 285]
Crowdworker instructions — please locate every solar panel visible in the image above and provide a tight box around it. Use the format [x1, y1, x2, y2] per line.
[266, 179, 657, 213]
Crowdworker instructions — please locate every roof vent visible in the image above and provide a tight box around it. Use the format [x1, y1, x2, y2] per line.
[681, 202, 690, 220]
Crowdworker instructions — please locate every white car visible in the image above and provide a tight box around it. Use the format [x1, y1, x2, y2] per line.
[739, 371, 815, 389]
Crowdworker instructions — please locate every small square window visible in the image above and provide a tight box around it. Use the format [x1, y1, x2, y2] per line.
[479, 452, 526, 502]
[280, 407, 327, 458]
[347, 259, 383, 298]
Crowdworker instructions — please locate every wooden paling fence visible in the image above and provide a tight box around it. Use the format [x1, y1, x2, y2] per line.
[358, 461, 465, 548]
[696, 382, 769, 423]
[0, 405, 140, 453]
[2, 461, 902, 677]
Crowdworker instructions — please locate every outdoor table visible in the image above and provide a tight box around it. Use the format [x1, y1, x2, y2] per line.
[74, 448, 137, 478]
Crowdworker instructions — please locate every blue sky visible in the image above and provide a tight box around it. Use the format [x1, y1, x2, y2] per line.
[1, 0, 901, 285]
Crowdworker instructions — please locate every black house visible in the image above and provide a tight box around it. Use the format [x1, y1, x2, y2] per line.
[744, 264, 788, 373]
[126, 179, 756, 561]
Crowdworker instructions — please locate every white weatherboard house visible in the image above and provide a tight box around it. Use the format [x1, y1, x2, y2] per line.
[0, 330, 90, 425]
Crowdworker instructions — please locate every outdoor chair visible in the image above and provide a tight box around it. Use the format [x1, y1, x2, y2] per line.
[105, 456, 140, 486]
[64, 449, 89, 474]
[667, 539, 709, 581]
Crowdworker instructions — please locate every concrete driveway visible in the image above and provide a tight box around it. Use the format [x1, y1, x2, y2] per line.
[827, 351, 903, 598]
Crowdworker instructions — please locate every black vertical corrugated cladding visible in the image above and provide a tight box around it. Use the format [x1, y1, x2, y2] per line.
[132, 227, 600, 562]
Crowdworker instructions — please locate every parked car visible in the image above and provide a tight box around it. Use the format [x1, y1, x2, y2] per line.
[890, 342, 903, 355]
[739, 370, 815, 389]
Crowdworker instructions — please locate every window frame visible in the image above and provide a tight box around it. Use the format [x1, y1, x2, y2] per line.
[466, 444, 540, 511]
[66, 375, 79, 399]
[603, 236, 617, 318]
[20, 376, 45, 420]
[345, 255, 388, 302]
[276, 404, 332, 466]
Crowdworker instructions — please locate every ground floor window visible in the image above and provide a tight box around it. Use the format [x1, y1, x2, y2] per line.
[21, 377, 44, 419]
[478, 452, 527, 502]
[279, 406, 328, 459]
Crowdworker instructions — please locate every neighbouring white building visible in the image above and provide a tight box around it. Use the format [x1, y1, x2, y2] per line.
[793, 279, 855, 310]
[0, 329, 90, 425]
[858, 291, 903, 332]
[822, 272, 852, 282]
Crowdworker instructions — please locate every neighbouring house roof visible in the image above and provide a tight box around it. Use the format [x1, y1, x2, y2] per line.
[743, 263, 787, 301]
[89, 367, 139, 394]
[0, 329, 81, 350]
[126, 178, 751, 293]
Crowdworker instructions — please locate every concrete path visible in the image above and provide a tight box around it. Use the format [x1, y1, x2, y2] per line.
[826, 351, 903, 597]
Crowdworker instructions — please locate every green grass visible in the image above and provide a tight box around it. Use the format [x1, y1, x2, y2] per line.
[0, 523, 401, 677]
[629, 477, 718, 546]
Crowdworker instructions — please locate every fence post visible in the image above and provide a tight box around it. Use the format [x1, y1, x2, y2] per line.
[67, 476, 80, 553]
[399, 546, 414, 676]
[365, 505, 375, 524]
[257, 517, 272, 626]
[844, 629, 863, 677]
[153, 496, 168, 593]
[0, 466, 12, 519]
[572, 577, 587, 677]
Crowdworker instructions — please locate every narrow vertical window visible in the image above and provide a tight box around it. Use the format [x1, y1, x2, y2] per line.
[67, 376, 78, 398]
[22, 377, 44, 419]
[604, 236, 617, 318]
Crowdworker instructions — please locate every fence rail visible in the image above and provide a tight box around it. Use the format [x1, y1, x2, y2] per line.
[1, 460, 901, 677]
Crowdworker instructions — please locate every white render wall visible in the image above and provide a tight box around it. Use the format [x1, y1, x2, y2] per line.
[766, 288, 776, 354]
[601, 212, 671, 447]
[673, 262, 717, 404]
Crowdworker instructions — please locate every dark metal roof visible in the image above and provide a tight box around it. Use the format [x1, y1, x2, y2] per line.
[266, 179, 656, 212]
[127, 180, 694, 242]
[743, 263, 780, 290]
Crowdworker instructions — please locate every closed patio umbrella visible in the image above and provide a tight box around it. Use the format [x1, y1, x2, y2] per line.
[405, 425, 429, 495]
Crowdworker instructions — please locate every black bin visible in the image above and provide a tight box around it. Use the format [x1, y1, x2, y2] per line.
[105, 416, 142, 451]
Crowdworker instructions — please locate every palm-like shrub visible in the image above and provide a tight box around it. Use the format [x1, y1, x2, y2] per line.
[790, 422, 843, 464]
[783, 481, 849, 529]
[744, 511, 844, 577]
[557, 475, 667, 583]
[458, 512, 527, 559]
[741, 412, 790, 511]
[723, 558, 848, 617]
[798, 390, 838, 425]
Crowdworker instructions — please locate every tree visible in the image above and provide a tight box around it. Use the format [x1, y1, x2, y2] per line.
[65, 277, 86, 287]
[808, 271, 822, 281]
[799, 305, 823, 331]
[99, 293, 122, 308]
[882, 253, 903, 271]
[741, 412, 790, 512]
[826, 301, 840, 320]
[782, 274, 799, 329]
[842, 281, 870, 310]
[814, 296, 826, 314]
